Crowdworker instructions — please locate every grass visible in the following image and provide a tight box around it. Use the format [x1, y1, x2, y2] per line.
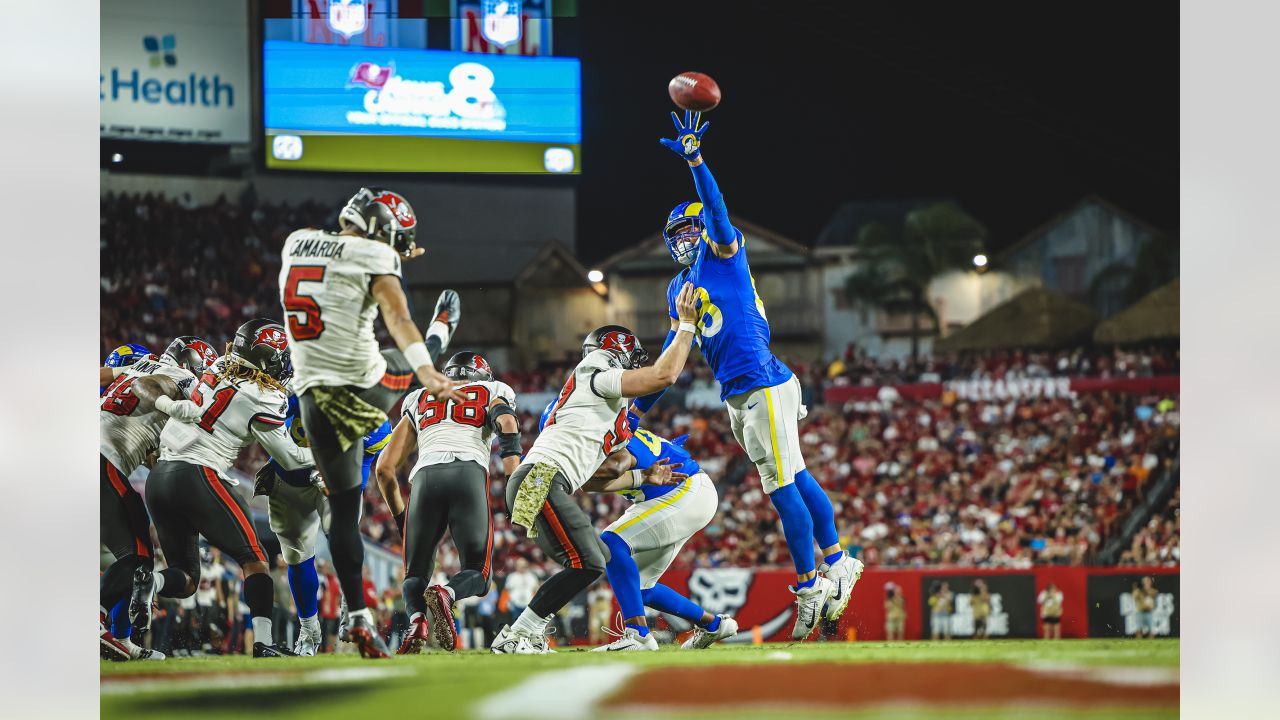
[101, 639, 1180, 720]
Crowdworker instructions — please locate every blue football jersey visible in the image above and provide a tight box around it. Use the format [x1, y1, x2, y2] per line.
[268, 397, 391, 490]
[667, 231, 793, 400]
[618, 428, 702, 503]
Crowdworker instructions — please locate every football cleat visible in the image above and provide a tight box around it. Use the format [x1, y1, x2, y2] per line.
[591, 626, 659, 653]
[681, 615, 739, 649]
[430, 289, 461, 354]
[253, 642, 300, 658]
[336, 597, 351, 642]
[398, 613, 430, 655]
[791, 576, 836, 641]
[123, 638, 165, 661]
[100, 611, 131, 662]
[424, 585, 457, 651]
[490, 624, 553, 655]
[128, 565, 155, 636]
[821, 554, 865, 621]
[346, 613, 391, 659]
[294, 620, 322, 656]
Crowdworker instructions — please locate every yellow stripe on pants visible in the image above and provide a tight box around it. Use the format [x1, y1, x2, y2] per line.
[615, 478, 694, 532]
[764, 386, 788, 486]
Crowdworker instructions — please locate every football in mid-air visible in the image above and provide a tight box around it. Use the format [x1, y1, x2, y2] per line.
[668, 72, 721, 112]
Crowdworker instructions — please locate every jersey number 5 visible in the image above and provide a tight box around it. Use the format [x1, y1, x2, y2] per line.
[283, 266, 327, 341]
[418, 386, 490, 429]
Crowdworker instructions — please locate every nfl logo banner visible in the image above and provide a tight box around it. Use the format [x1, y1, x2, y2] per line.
[482, 0, 521, 47]
[329, 0, 367, 39]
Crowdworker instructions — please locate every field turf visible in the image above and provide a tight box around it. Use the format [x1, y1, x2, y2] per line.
[102, 639, 1179, 720]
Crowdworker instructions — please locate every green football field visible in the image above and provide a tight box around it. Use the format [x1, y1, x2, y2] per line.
[102, 639, 1180, 720]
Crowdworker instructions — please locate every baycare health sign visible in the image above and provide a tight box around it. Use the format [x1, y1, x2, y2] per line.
[101, 0, 251, 143]
[263, 41, 579, 143]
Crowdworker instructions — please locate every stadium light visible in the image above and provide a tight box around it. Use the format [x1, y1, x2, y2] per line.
[587, 269, 604, 283]
[973, 254, 988, 268]
[111, 153, 124, 163]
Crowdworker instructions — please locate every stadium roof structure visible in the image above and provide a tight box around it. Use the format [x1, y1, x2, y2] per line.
[934, 286, 1099, 351]
[813, 198, 953, 254]
[1093, 278, 1180, 344]
[598, 214, 814, 274]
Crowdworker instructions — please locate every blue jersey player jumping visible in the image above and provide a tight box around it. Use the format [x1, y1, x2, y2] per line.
[538, 401, 735, 650]
[255, 394, 391, 655]
[635, 110, 865, 640]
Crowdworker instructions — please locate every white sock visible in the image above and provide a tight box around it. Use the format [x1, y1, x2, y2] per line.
[513, 607, 547, 635]
[348, 607, 373, 623]
[426, 320, 451, 343]
[252, 616, 273, 643]
[300, 614, 320, 634]
[152, 570, 165, 596]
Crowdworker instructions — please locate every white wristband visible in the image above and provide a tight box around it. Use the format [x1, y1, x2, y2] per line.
[630, 469, 645, 489]
[403, 342, 432, 371]
[678, 322, 698, 335]
[154, 396, 175, 413]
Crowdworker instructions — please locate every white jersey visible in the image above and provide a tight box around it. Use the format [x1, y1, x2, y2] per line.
[401, 380, 517, 477]
[522, 350, 630, 491]
[100, 357, 198, 476]
[159, 372, 312, 478]
[279, 228, 403, 394]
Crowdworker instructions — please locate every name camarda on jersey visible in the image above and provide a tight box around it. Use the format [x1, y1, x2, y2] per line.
[287, 235, 347, 260]
[279, 228, 402, 394]
[401, 380, 517, 477]
[522, 350, 631, 491]
[100, 358, 197, 476]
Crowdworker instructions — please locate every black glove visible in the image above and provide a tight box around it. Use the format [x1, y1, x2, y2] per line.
[253, 463, 278, 497]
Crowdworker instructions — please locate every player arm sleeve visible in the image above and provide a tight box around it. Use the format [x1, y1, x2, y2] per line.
[252, 422, 314, 471]
[589, 368, 625, 400]
[154, 395, 203, 422]
[689, 160, 738, 247]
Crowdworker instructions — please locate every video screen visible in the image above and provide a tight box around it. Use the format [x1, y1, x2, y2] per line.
[263, 40, 581, 173]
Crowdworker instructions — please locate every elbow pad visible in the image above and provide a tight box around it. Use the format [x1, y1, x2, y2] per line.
[497, 431, 523, 459]
[489, 402, 518, 431]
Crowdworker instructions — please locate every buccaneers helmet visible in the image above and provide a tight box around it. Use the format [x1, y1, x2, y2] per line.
[163, 336, 220, 376]
[582, 325, 649, 370]
[662, 201, 705, 266]
[338, 186, 418, 256]
[229, 319, 293, 382]
[444, 351, 494, 382]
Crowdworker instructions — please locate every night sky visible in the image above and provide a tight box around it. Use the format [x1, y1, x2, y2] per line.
[571, 1, 1177, 264]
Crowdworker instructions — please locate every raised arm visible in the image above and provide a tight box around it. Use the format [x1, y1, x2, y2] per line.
[660, 110, 739, 258]
[371, 275, 461, 402]
[489, 398, 523, 477]
[628, 319, 679, 427]
[374, 417, 416, 535]
[617, 283, 699, 397]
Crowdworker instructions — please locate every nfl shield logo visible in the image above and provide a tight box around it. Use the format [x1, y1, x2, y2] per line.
[482, 0, 521, 48]
[329, 0, 367, 39]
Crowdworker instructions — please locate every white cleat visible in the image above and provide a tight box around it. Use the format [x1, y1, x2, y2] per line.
[294, 622, 322, 656]
[490, 625, 543, 655]
[123, 638, 165, 661]
[681, 615, 739, 649]
[592, 627, 659, 652]
[429, 289, 461, 354]
[821, 554, 865, 621]
[791, 576, 836, 641]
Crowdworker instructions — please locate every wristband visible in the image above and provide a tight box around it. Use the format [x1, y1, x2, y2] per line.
[403, 342, 432, 371]
[678, 322, 698, 335]
[630, 469, 645, 489]
[154, 395, 175, 413]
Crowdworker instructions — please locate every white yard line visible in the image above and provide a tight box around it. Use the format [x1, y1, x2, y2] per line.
[1022, 661, 1179, 686]
[472, 663, 639, 720]
[100, 666, 415, 696]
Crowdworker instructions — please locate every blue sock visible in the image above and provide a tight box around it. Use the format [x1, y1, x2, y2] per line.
[288, 557, 320, 619]
[601, 532, 648, 637]
[705, 615, 721, 632]
[111, 598, 131, 640]
[795, 468, 842, 554]
[769, 482, 817, 587]
[641, 583, 715, 627]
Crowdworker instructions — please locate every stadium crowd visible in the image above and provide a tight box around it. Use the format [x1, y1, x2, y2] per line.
[102, 192, 1180, 652]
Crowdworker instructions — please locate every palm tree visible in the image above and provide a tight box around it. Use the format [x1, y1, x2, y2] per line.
[844, 202, 988, 367]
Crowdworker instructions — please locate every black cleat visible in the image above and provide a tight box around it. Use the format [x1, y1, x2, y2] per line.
[253, 642, 299, 658]
[347, 614, 391, 659]
[129, 565, 154, 636]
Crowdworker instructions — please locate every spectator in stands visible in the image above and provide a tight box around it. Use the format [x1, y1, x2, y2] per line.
[318, 560, 342, 653]
[271, 556, 296, 649]
[929, 581, 953, 640]
[884, 583, 906, 641]
[1134, 576, 1158, 638]
[1038, 582, 1064, 639]
[503, 557, 540, 622]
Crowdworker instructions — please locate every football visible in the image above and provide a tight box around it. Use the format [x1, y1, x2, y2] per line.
[668, 71, 722, 112]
